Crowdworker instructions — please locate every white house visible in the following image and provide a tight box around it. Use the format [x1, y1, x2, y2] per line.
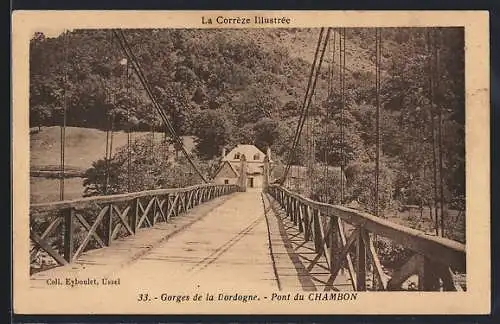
[213, 144, 272, 189]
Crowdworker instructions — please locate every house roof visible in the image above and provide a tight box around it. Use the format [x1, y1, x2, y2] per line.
[222, 144, 268, 163]
[214, 160, 239, 178]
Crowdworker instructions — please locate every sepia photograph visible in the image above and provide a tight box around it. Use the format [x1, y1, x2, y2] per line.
[12, 11, 490, 315]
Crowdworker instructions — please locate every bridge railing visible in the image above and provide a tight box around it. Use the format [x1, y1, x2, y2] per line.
[267, 185, 466, 292]
[30, 184, 239, 273]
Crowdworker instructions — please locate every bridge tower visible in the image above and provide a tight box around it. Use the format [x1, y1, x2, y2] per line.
[263, 155, 270, 190]
[238, 154, 248, 192]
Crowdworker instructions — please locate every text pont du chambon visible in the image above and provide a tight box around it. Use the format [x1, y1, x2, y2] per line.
[138, 292, 358, 303]
[201, 16, 292, 25]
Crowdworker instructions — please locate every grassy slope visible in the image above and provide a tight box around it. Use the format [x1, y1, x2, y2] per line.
[30, 126, 195, 170]
[30, 177, 85, 203]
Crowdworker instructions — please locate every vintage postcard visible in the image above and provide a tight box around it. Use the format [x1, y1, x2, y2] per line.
[12, 10, 490, 315]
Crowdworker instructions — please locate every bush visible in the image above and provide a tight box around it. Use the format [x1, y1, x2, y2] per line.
[83, 136, 210, 196]
[372, 236, 414, 269]
[345, 161, 395, 214]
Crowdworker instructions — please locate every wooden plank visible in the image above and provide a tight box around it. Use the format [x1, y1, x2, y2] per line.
[136, 198, 155, 229]
[313, 209, 322, 253]
[198, 188, 203, 204]
[317, 213, 332, 269]
[63, 208, 74, 262]
[156, 198, 167, 223]
[329, 216, 339, 276]
[292, 199, 298, 225]
[30, 217, 63, 261]
[297, 202, 304, 233]
[73, 206, 109, 259]
[105, 203, 114, 245]
[151, 197, 158, 226]
[137, 199, 145, 216]
[74, 213, 106, 248]
[181, 192, 187, 213]
[360, 230, 387, 290]
[334, 218, 357, 291]
[324, 227, 359, 290]
[30, 231, 68, 265]
[111, 205, 134, 240]
[131, 198, 138, 233]
[187, 190, 194, 210]
[304, 205, 311, 242]
[356, 229, 367, 291]
[172, 194, 181, 216]
[41, 217, 63, 240]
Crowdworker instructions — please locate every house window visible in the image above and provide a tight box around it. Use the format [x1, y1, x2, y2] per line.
[234, 153, 240, 159]
[224, 179, 229, 184]
[253, 153, 260, 160]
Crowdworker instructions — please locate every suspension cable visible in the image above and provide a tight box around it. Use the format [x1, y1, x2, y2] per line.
[103, 85, 110, 195]
[281, 28, 324, 185]
[109, 91, 115, 162]
[427, 29, 439, 236]
[112, 29, 208, 183]
[293, 28, 325, 156]
[307, 28, 331, 197]
[150, 111, 156, 189]
[281, 28, 330, 185]
[59, 29, 69, 201]
[375, 28, 382, 217]
[124, 58, 132, 192]
[323, 31, 333, 202]
[339, 28, 346, 204]
[435, 28, 445, 237]
[103, 31, 114, 195]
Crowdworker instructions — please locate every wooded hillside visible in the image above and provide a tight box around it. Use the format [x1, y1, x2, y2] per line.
[29, 28, 465, 216]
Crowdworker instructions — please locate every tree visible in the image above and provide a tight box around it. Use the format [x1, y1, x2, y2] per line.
[232, 86, 280, 125]
[309, 165, 345, 204]
[315, 120, 365, 167]
[192, 109, 233, 160]
[253, 118, 283, 152]
[344, 160, 395, 214]
[83, 158, 123, 196]
[232, 123, 255, 146]
[83, 137, 194, 196]
[153, 83, 194, 135]
[30, 105, 52, 130]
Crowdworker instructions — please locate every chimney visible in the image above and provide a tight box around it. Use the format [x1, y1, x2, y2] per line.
[266, 146, 271, 162]
[222, 147, 226, 159]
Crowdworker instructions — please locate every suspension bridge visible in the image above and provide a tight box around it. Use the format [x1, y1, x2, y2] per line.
[29, 28, 466, 292]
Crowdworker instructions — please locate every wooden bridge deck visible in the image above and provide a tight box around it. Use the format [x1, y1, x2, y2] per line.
[31, 190, 350, 292]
